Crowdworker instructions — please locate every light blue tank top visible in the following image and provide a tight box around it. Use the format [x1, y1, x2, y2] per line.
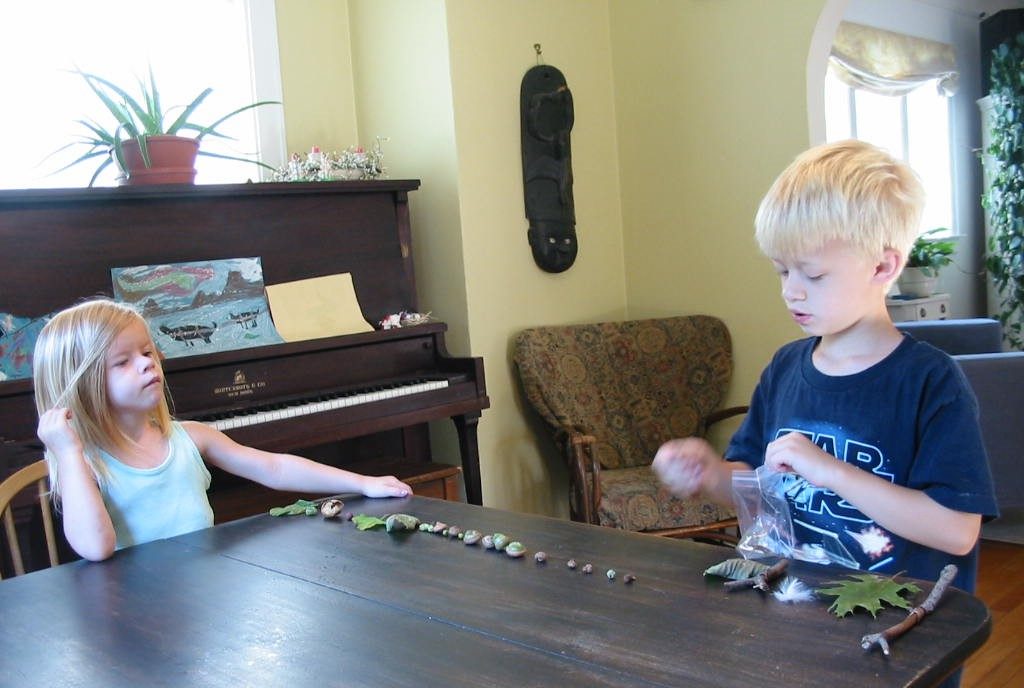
[99, 421, 214, 549]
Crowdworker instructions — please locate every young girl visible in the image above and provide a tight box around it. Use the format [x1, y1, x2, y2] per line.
[34, 298, 412, 562]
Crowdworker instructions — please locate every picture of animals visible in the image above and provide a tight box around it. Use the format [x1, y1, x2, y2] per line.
[111, 257, 284, 359]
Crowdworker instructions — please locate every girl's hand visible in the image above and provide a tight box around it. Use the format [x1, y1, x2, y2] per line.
[652, 437, 719, 498]
[37, 407, 84, 457]
[361, 475, 413, 498]
[764, 432, 839, 488]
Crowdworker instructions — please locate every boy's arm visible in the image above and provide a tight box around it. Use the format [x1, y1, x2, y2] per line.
[183, 421, 412, 498]
[37, 409, 117, 561]
[766, 432, 981, 556]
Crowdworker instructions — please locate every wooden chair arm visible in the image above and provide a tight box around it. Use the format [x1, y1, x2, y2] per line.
[566, 431, 600, 526]
[698, 405, 749, 436]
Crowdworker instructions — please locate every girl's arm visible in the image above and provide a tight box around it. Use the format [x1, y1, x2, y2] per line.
[182, 421, 412, 498]
[37, 408, 117, 561]
[765, 432, 980, 556]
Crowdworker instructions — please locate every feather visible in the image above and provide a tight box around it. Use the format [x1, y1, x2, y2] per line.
[773, 576, 815, 603]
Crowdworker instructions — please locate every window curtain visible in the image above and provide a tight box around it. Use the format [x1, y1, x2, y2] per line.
[829, 21, 958, 97]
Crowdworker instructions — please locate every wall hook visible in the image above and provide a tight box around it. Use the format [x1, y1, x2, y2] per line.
[534, 43, 544, 65]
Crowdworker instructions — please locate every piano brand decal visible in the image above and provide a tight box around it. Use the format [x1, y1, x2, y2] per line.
[214, 370, 268, 399]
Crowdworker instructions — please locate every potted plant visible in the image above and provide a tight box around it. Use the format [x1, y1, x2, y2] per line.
[52, 67, 280, 186]
[897, 227, 956, 298]
[984, 34, 1024, 349]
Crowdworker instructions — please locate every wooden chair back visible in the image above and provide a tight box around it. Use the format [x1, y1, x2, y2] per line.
[0, 461, 58, 578]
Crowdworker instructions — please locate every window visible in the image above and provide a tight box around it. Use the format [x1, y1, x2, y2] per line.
[0, 0, 285, 189]
[824, 68, 953, 234]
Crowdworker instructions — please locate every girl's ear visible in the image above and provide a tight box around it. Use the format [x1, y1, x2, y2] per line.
[874, 248, 903, 284]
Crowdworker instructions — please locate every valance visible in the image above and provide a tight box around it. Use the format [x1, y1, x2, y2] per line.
[830, 21, 958, 96]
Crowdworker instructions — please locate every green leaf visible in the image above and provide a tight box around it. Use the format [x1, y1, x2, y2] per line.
[268, 499, 317, 517]
[352, 514, 388, 531]
[703, 558, 770, 580]
[815, 573, 921, 618]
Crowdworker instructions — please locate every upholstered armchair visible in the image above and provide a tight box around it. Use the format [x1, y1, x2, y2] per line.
[513, 316, 744, 538]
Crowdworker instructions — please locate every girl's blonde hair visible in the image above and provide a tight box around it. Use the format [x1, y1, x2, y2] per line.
[754, 139, 925, 264]
[33, 299, 172, 497]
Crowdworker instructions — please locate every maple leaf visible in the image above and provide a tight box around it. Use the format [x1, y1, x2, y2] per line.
[815, 573, 921, 618]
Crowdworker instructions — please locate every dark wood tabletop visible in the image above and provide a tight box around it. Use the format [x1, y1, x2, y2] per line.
[0, 496, 991, 687]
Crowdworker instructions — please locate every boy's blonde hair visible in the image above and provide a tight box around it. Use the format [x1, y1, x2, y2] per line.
[754, 139, 925, 264]
[33, 299, 172, 497]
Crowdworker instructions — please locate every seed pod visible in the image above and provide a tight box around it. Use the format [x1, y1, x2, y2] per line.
[447, 526, 462, 539]
[534, 551, 547, 563]
[320, 499, 344, 518]
[463, 529, 482, 545]
[582, 563, 594, 574]
[385, 513, 420, 532]
[482, 535, 495, 549]
[505, 541, 526, 558]
[606, 569, 616, 580]
[623, 573, 637, 584]
[432, 522, 448, 534]
[567, 558, 577, 569]
[491, 533, 510, 552]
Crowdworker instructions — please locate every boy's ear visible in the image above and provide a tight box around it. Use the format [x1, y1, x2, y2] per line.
[874, 248, 903, 284]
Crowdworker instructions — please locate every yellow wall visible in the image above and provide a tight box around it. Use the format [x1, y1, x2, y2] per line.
[275, 0, 828, 516]
[611, 0, 826, 408]
[275, 0, 359, 153]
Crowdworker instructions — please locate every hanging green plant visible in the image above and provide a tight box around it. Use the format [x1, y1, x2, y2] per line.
[983, 34, 1024, 349]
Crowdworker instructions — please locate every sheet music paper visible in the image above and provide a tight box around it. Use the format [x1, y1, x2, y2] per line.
[266, 273, 374, 341]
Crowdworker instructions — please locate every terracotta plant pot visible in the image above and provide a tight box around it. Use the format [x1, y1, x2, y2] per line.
[115, 135, 200, 186]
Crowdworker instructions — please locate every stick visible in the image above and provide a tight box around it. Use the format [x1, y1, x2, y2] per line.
[860, 564, 958, 656]
[724, 558, 789, 592]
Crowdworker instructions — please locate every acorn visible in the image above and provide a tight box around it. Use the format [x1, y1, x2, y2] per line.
[320, 499, 344, 518]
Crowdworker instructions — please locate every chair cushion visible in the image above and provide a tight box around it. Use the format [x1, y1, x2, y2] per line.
[896, 318, 1002, 355]
[514, 316, 732, 469]
[594, 465, 734, 531]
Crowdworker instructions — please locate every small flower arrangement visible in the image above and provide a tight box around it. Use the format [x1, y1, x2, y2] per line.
[273, 137, 387, 182]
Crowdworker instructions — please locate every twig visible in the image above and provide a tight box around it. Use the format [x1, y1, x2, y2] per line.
[860, 564, 958, 656]
[724, 558, 789, 592]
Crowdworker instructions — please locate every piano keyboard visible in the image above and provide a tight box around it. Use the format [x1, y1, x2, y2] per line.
[201, 378, 449, 431]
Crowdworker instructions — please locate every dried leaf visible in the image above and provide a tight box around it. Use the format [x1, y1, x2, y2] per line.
[815, 573, 921, 618]
[703, 558, 770, 580]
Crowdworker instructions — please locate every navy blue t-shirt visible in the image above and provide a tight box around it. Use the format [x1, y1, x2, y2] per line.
[726, 335, 998, 592]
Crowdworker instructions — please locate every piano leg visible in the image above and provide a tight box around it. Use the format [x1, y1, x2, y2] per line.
[452, 412, 483, 505]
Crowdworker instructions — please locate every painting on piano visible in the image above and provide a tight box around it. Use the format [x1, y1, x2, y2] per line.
[111, 257, 284, 359]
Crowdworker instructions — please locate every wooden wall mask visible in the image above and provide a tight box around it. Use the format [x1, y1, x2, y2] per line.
[520, 64, 576, 273]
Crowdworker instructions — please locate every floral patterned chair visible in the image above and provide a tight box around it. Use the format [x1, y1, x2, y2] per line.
[513, 316, 744, 539]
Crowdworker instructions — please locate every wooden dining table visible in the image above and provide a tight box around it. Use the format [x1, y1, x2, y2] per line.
[0, 495, 990, 687]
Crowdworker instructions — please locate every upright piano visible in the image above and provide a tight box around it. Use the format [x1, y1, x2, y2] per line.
[0, 181, 488, 570]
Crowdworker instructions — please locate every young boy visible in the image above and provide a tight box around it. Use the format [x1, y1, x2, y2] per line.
[653, 140, 997, 593]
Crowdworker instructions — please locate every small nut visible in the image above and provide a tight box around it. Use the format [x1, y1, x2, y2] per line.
[582, 563, 594, 574]
[463, 529, 483, 545]
[320, 499, 344, 518]
[432, 521, 448, 534]
[567, 558, 577, 569]
[491, 533, 510, 552]
[606, 569, 616, 580]
[534, 551, 547, 563]
[482, 535, 495, 549]
[623, 573, 637, 584]
[447, 526, 463, 539]
[505, 541, 526, 558]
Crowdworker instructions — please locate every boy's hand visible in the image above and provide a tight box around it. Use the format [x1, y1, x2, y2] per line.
[361, 474, 413, 498]
[652, 437, 719, 497]
[37, 407, 83, 457]
[764, 432, 839, 488]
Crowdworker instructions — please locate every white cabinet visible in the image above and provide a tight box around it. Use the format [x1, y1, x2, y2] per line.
[886, 293, 951, 322]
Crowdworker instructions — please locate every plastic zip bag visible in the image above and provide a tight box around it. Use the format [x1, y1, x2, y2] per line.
[732, 465, 796, 560]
